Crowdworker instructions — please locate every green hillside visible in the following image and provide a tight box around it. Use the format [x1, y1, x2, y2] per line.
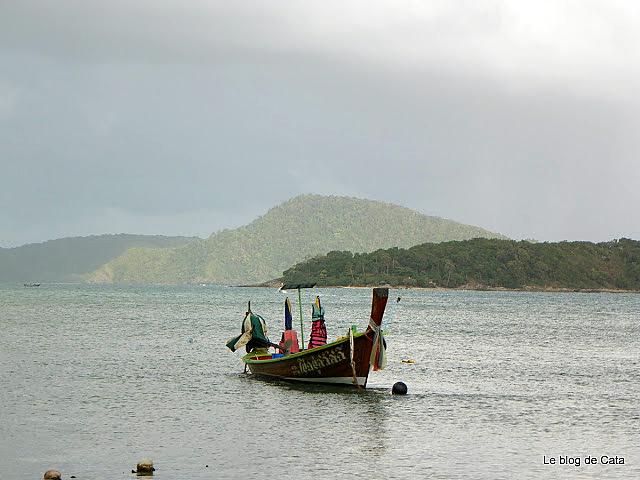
[282, 238, 640, 291]
[90, 195, 505, 284]
[0, 234, 197, 282]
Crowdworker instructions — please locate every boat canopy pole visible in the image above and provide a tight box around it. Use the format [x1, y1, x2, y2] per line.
[298, 287, 304, 350]
[280, 283, 316, 352]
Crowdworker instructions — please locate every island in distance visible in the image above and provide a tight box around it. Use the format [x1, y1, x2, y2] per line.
[0, 194, 502, 285]
[88, 194, 505, 285]
[281, 237, 640, 292]
[0, 234, 196, 283]
[4, 194, 638, 292]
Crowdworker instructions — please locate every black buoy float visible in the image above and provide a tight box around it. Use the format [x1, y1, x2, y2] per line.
[392, 381, 408, 395]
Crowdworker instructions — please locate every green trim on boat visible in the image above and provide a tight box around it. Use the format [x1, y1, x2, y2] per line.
[243, 331, 366, 364]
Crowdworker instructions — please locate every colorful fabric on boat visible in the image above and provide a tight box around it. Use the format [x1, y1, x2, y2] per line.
[226, 312, 270, 352]
[279, 329, 300, 353]
[284, 297, 293, 330]
[368, 317, 387, 371]
[308, 296, 327, 349]
[308, 320, 327, 349]
[311, 296, 324, 320]
[308, 297, 327, 348]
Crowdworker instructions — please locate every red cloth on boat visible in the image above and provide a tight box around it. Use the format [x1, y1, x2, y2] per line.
[279, 330, 300, 353]
[308, 319, 327, 349]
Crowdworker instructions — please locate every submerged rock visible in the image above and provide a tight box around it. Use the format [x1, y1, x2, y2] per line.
[43, 470, 62, 480]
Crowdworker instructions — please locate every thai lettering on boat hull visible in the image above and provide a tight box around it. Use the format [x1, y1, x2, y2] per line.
[290, 346, 347, 375]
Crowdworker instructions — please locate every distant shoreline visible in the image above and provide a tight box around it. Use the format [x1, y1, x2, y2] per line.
[239, 280, 640, 294]
[335, 285, 640, 294]
[5, 281, 638, 293]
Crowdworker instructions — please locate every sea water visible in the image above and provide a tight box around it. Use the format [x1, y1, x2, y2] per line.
[1, 284, 638, 479]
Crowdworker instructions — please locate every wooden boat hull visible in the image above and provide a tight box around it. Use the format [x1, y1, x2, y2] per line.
[245, 332, 375, 387]
[242, 287, 389, 388]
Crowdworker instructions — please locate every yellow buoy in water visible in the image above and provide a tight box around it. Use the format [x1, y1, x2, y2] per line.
[401, 358, 416, 364]
[133, 459, 155, 476]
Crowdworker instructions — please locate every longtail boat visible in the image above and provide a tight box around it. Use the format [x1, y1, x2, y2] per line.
[226, 287, 389, 388]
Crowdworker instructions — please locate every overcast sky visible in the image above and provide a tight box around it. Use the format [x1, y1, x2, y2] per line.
[1, 1, 639, 247]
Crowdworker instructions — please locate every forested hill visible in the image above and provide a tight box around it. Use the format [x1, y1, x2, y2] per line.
[0, 234, 196, 282]
[282, 238, 640, 291]
[89, 194, 505, 284]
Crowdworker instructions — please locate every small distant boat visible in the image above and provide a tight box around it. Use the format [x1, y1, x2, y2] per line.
[23, 283, 41, 287]
[226, 287, 389, 388]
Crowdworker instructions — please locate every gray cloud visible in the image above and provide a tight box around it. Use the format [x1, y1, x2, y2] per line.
[1, 1, 638, 246]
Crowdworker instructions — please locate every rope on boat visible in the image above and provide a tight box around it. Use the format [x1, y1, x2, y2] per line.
[368, 317, 387, 371]
[348, 327, 360, 388]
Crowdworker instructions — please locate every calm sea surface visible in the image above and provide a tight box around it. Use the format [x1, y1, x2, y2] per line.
[1, 284, 638, 479]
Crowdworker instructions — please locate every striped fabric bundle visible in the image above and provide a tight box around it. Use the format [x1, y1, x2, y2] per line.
[308, 319, 327, 349]
[308, 296, 327, 349]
